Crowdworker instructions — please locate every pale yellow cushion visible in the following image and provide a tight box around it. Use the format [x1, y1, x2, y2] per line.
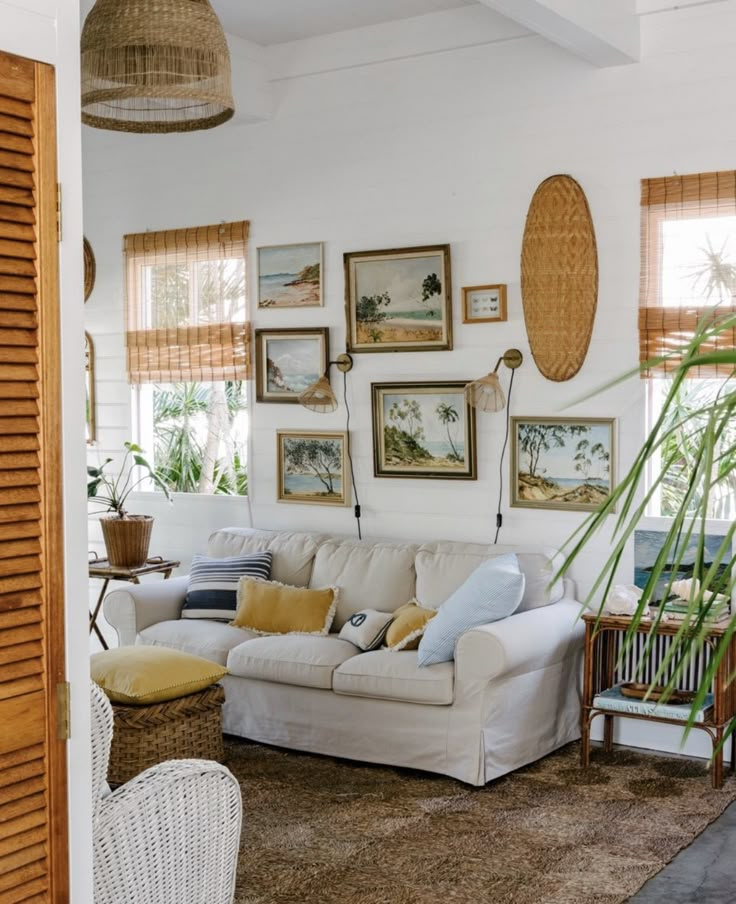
[232, 577, 338, 636]
[385, 600, 437, 651]
[90, 646, 227, 705]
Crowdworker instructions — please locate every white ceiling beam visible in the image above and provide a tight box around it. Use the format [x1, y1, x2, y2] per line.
[477, 0, 640, 66]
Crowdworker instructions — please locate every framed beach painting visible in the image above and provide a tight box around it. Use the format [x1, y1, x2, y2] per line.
[255, 328, 329, 403]
[277, 430, 349, 506]
[634, 530, 732, 605]
[510, 417, 615, 512]
[258, 242, 323, 308]
[345, 245, 452, 353]
[371, 381, 476, 479]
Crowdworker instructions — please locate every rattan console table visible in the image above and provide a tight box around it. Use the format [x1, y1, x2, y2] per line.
[88, 555, 180, 650]
[582, 613, 736, 788]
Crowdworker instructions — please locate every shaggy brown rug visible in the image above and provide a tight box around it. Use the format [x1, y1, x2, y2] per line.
[224, 738, 736, 904]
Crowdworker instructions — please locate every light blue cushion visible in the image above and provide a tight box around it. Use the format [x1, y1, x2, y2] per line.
[416, 554, 525, 666]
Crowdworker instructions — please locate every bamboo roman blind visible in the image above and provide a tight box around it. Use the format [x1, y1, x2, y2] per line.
[124, 221, 251, 384]
[640, 170, 736, 378]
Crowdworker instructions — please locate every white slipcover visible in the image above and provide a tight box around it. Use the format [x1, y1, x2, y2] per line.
[227, 635, 359, 689]
[104, 527, 585, 786]
[333, 650, 454, 705]
[139, 618, 258, 666]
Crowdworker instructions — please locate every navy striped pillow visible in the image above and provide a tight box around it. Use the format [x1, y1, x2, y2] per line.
[182, 552, 273, 620]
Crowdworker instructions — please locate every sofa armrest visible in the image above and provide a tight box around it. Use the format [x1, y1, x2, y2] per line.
[454, 598, 585, 688]
[103, 576, 189, 647]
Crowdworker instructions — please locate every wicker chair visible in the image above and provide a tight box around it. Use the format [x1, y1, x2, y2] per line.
[91, 682, 242, 904]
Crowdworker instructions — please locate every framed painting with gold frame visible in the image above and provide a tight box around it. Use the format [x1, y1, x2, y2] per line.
[345, 245, 452, 353]
[371, 381, 476, 479]
[277, 430, 349, 506]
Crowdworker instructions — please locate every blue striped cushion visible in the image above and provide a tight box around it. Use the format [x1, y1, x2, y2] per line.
[182, 552, 273, 620]
[416, 554, 525, 666]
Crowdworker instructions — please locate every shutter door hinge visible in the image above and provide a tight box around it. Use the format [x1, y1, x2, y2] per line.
[56, 182, 62, 242]
[57, 681, 71, 740]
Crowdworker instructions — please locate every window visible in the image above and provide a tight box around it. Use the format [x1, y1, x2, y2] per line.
[640, 172, 736, 519]
[125, 221, 250, 495]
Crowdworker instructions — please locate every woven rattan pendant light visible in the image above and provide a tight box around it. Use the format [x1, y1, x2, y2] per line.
[81, 0, 235, 134]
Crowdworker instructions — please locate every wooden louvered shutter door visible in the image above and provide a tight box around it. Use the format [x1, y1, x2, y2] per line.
[0, 51, 68, 903]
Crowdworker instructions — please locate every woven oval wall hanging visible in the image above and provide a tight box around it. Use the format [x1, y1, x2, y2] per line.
[520, 174, 598, 382]
[84, 237, 96, 302]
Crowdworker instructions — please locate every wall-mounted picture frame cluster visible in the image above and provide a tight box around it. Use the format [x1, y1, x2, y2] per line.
[371, 381, 476, 480]
[277, 430, 349, 506]
[510, 417, 615, 512]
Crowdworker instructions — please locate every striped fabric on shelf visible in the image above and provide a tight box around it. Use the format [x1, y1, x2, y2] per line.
[182, 551, 273, 620]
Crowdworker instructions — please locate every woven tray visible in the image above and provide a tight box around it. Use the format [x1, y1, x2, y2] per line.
[109, 684, 225, 785]
[521, 174, 598, 382]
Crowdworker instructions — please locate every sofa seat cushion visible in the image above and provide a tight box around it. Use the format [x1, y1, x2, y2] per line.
[138, 619, 259, 666]
[333, 651, 454, 705]
[226, 635, 360, 689]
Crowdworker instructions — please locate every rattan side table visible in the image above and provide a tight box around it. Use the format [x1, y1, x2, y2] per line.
[582, 613, 736, 788]
[88, 554, 180, 649]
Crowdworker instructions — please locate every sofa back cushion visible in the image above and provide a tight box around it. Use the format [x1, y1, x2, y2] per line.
[309, 539, 417, 630]
[207, 528, 325, 587]
[415, 541, 564, 612]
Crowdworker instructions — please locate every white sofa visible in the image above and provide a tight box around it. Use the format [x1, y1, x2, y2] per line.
[104, 527, 585, 786]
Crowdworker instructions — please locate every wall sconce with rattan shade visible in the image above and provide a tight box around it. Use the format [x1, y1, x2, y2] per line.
[465, 348, 523, 543]
[298, 354, 354, 413]
[81, 0, 235, 134]
[465, 348, 523, 412]
[298, 352, 362, 537]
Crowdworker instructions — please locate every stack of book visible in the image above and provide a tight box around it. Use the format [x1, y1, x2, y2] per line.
[655, 597, 731, 624]
[593, 684, 714, 723]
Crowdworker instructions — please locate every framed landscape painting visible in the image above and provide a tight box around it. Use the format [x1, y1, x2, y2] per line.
[258, 242, 323, 308]
[255, 328, 329, 403]
[277, 430, 348, 506]
[634, 530, 732, 605]
[345, 245, 452, 353]
[511, 417, 615, 512]
[371, 382, 476, 479]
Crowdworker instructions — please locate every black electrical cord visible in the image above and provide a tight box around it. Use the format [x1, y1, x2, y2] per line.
[494, 367, 515, 544]
[343, 370, 362, 539]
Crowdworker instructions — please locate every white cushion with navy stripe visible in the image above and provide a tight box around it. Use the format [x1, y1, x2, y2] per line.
[182, 552, 273, 620]
[416, 553, 525, 666]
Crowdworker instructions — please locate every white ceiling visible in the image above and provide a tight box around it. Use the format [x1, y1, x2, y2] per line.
[212, 0, 472, 45]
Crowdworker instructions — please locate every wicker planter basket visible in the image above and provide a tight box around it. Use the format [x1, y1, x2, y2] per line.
[100, 514, 153, 567]
[108, 684, 225, 785]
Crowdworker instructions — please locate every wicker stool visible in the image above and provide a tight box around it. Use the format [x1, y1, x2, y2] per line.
[108, 684, 225, 785]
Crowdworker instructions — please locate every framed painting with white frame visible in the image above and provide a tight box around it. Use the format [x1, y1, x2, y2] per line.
[371, 381, 476, 479]
[345, 244, 452, 353]
[462, 284, 507, 323]
[255, 327, 329, 403]
[257, 242, 323, 308]
[510, 416, 616, 512]
[277, 430, 349, 506]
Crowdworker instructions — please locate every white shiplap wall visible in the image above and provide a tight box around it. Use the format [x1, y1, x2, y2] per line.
[83, 0, 735, 760]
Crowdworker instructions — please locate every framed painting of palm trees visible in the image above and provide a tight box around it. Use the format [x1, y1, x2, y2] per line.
[371, 381, 476, 479]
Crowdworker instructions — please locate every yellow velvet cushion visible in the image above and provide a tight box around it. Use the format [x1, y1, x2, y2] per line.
[232, 577, 338, 636]
[90, 646, 228, 705]
[385, 600, 437, 651]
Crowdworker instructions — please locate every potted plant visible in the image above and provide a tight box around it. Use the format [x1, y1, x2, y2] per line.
[557, 310, 736, 731]
[88, 441, 171, 568]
